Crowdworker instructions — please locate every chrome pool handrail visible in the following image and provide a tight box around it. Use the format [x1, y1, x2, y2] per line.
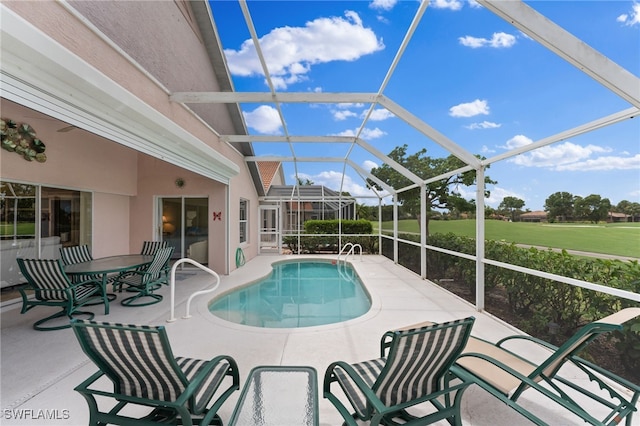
[167, 258, 220, 322]
[337, 243, 362, 264]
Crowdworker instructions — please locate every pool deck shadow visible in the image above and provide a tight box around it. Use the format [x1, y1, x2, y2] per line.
[1, 255, 637, 425]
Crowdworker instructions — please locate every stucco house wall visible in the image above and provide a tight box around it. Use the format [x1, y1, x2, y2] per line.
[2, 1, 260, 274]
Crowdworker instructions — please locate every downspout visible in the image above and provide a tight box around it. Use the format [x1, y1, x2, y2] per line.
[225, 185, 230, 274]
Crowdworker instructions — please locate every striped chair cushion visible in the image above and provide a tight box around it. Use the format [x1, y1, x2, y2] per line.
[140, 241, 168, 256]
[333, 318, 472, 417]
[375, 318, 470, 407]
[60, 245, 93, 265]
[19, 259, 73, 301]
[77, 322, 188, 402]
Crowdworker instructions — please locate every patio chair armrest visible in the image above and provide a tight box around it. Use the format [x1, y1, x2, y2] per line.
[182, 354, 241, 396]
[174, 355, 240, 415]
[323, 361, 388, 419]
[496, 334, 559, 352]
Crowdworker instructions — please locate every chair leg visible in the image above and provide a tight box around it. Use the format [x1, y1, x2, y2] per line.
[32, 309, 95, 331]
[120, 292, 163, 307]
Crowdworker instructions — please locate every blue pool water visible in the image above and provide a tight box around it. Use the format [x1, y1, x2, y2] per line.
[209, 261, 371, 328]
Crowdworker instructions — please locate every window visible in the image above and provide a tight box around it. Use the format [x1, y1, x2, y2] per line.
[239, 199, 248, 244]
[1, 180, 92, 288]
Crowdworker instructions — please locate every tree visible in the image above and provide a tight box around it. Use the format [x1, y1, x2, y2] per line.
[574, 194, 611, 223]
[498, 196, 525, 222]
[544, 191, 575, 222]
[616, 200, 640, 222]
[448, 195, 476, 219]
[296, 177, 314, 185]
[368, 144, 495, 236]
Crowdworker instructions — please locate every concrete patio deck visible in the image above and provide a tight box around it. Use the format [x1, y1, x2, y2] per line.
[1, 255, 637, 425]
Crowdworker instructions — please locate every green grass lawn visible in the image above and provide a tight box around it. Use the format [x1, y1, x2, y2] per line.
[375, 219, 640, 258]
[0, 222, 35, 236]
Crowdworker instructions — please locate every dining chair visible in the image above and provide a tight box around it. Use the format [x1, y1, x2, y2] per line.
[16, 258, 106, 331]
[60, 245, 94, 283]
[117, 247, 174, 306]
[140, 240, 170, 284]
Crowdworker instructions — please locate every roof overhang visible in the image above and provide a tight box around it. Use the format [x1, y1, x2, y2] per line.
[0, 4, 239, 184]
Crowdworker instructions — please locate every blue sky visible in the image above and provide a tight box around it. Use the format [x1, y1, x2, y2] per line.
[210, 0, 640, 210]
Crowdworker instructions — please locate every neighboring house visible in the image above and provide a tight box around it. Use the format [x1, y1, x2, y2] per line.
[607, 212, 631, 223]
[519, 211, 548, 222]
[0, 1, 267, 287]
[255, 184, 356, 254]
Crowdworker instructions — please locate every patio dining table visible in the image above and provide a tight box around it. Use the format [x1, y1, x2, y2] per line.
[64, 254, 153, 314]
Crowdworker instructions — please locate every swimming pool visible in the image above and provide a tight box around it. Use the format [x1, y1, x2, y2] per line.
[209, 260, 371, 328]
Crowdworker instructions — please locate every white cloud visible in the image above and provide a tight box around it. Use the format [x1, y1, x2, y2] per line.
[333, 109, 358, 121]
[449, 99, 490, 117]
[459, 32, 517, 48]
[366, 108, 395, 121]
[224, 11, 384, 89]
[243, 105, 282, 134]
[466, 121, 501, 130]
[481, 145, 496, 154]
[617, 2, 640, 26]
[335, 127, 387, 139]
[362, 160, 378, 171]
[555, 154, 640, 171]
[503, 134, 533, 150]
[431, 0, 464, 11]
[370, 0, 397, 11]
[468, 0, 482, 8]
[508, 141, 617, 170]
[361, 127, 387, 139]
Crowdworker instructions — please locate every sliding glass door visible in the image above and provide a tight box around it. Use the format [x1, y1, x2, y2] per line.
[1, 180, 92, 288]
[159, 197, 208, 265]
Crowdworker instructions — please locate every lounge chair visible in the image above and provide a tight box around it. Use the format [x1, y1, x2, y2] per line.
[71, 320, 240, 426]
[323, 317, 475, 426]
[115, 247, 174, 306]
[455, 307, 640, 426]
[16, 258, 106, 331]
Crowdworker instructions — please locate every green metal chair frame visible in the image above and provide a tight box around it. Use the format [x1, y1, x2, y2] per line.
[16, 258, 106, 331]
[324, 317, 475, 426]
[455, 307, 640, 426]
[115, 247, 174, 307]
[71, 320, 240, 426]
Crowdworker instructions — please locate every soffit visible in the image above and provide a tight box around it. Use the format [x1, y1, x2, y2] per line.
[0, 4, 240, 185]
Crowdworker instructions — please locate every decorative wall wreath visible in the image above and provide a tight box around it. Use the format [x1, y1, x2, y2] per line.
[0, 118, 47, 162]
[175, 178, 185, 188]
